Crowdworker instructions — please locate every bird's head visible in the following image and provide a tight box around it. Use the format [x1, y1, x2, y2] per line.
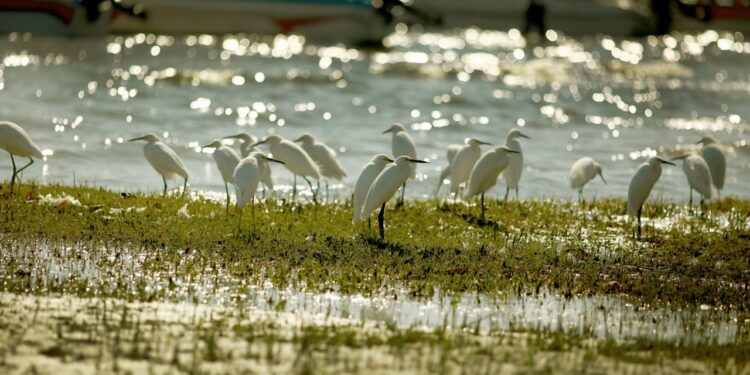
[594, 162, 606, 184]
[372, 153, 395, 165]
[696, 135, 718, 145]
[293, 133, 315, 144]
[251, 134, 282, 147]
[496, 145, 520, 154]
[650, 157, 676, 166]
[128, 133, 160, 143]
[223, 132, 254, 144]
[383, 123, 407, 134]
[467, 138, 492, 146]
[201, 140, 223, 149]
[394, 155, 428, 165]
[506, 128, 530, 140]
[249, 151, 285, 165]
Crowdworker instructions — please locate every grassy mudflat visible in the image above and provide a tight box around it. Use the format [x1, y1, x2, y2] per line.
[1, 183, 749, 373]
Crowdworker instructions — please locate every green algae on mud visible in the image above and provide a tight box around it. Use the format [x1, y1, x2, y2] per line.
[1, 183, 749, 310]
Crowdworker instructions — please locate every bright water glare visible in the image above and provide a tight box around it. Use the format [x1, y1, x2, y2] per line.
[0, 28, 748, 199]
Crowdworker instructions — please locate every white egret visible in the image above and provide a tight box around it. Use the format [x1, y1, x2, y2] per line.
[502, 128, 530, 201]
[434, 144, 461, 195]
[224, 132, 273, 191]
[202, 140, 241, 213]
[0, 121, 43, 193]
[569, 157, 606, 202]
[233, 152, 284, 227]
[352, 154, 393, 224]
[696, 135, 726, 196]
[360, 155, 428, 239]
[251, 134, 321, 202]
[449, 138, 492, 196]
[626, 157, 675, 238]
[465, 146, 519, 220]
[672, 153, 713, 207]
[383, 123, 417, 204]
[128, 133, 189, 196]
[294, 133, 347, 198]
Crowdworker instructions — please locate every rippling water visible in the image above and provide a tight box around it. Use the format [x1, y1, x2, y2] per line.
[1, 28, 748, 199]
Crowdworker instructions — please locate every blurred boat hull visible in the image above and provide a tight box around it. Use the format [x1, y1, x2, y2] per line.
[110, 0, 389, 44]
[407, 0, 655, 36]
[0, 0, 111, 36]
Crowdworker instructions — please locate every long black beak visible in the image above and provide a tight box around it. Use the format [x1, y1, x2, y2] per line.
[479, 141, 492, 145]
[407, 158, 428, 164]
[599, 173, 607, 184]
[263, 156, 285, 164]
[250, 139, 268, 147]
[520, 133, 530, 139]
[127, 136, 144, 142]
[382, 128, 392, 134]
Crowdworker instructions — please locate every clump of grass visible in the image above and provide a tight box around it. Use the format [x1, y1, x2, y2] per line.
[0, 183, 748, 312]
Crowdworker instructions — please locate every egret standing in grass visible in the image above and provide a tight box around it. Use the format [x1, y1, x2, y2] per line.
[252, 134, 321, 202]
[627, 157, 675, 238]
[569, 157, 606, 202]
[383, 123, 417, 205]
[233, 152, 284, 228]
[672, 153, 713, 208]
[450, 138, 492, 197]
[352, 154, 393, 224]
[502, 128, 530, 201]
[203, 140, 241, 214]
[434, 144, 461, 195]
[696, 135, 726, 197]
[224, 132, 273, 191]
[294, 133, 347, 199]
[465, 146, 519, 220]
[361, 156, 427, 239]
[128, 133, 189, 196]
[0, 121, 43, 193]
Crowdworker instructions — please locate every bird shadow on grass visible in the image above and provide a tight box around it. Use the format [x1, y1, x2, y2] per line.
[360, 234, 408, 255]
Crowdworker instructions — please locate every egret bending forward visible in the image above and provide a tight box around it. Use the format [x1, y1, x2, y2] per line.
[352, 154, 393, 224]
[252, 135, 321, 202]
[361, 156, 427, 239]
[627, 157, 674, 238]
[0, 121, 43, 193]
[203, 140, 241, 213]
[434, 144, 461, 195]
[569, 157, 606, 202]
[502, 128, 530, 201]
[383, 123, 417, 205]
[696, 135, 726, 197]
[465, 146, 518, 220]
[234, 152, 284, 228]
[128, 133, 189, 196]
[672, 153, 713, 208]
[295, 133, 347, 199]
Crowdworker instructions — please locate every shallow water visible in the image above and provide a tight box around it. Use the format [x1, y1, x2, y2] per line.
[0, 28, 748, 199]
[4, 240, 745, 345]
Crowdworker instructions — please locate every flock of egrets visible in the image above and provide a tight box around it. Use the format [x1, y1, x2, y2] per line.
[0, 120, 728, 239]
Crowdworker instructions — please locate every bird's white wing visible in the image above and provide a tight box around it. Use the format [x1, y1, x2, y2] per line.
[145, 142, 189, 179]
[274, 141, 321, 179]
[0, 122, 43, 158]
[233, 158, 261, 208]
[393, 133, 417, 158]
[626, 163, 659, 216]
[701, 145, 726, 190]
[352, 162, 384, 223]
[684, 155, 713, 198]
[309, 143, 347, 180]
[214, 146, 241, 183]
[450, 146, 480, 192]
[466, 151, 509, 198]
[361, 165, 409, 219]
[445, 144, 461, 166]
